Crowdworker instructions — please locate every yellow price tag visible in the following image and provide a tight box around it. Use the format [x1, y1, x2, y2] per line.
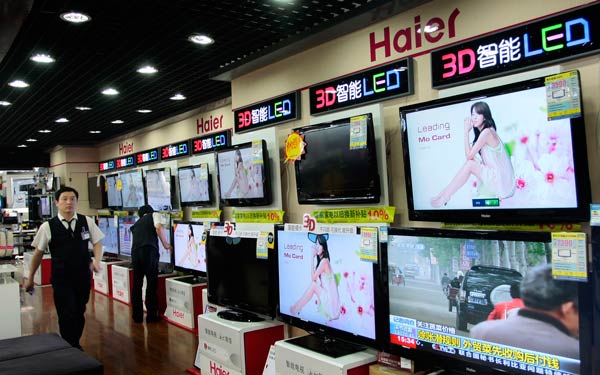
[233, 210, 284, 223]
[312, 206, 395, 224]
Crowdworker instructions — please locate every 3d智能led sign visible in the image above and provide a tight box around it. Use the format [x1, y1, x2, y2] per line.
[191, 129, 231, 155]
[160, 141, 190, 160]
[115, 155, 135, 169]
[99, 159, 115, 172]
[234, 91, 299, 133]
[135, 148, 160, 166]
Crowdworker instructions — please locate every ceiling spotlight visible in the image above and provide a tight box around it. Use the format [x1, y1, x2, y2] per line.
[170, 93, 186, 100]
[89, 130, 101, 134]
[31, 53, 55, 63]
[75, 106, 92, 111]
[8, 80, 29, 88]
[26, 138, 37, 142]
[60, 11, 91, 23]
[137, 65, 158, 74]
[136, 109, 152, 113]
[0, 101, 11, 106]
[38, 129, 52, 133]
[111, 120, 124, 124]
[55, 117, 69, 123]
[188, 34, 214, 45]
[17, 144, 28, 148]
[101, 88, 119, 95]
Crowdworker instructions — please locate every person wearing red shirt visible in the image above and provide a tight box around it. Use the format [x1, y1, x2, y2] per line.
[487, 282, 524, 320]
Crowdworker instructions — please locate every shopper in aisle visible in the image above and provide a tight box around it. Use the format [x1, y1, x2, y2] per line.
[130, 204, 172, 323]
[24, 186, 104, 350]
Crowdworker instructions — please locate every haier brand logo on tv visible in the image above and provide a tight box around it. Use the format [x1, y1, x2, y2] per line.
[431, 2, 599, 88]
[209, 361, 230, 375]
[309, 59, 413, 114]
[234, 91, 299, 133]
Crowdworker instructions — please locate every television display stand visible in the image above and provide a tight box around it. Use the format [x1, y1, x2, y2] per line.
[217, 309, 264, 322]
[286, 333, 366, 358]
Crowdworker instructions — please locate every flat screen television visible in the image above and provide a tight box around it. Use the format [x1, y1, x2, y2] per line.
[294, 113, 381, 204]
[158, 222, 172, 273]
[119, 169, 145, 210]
[216, 140, 272, 207]
[117, 216, 137, 259]
[206, 226, 277, 321]
[172, 221, 207, 281]
[177, 164, 212, 207]
[97, 216, 119, 258]
[145, 167, 172, 211]
[276, 226, 384, 357]
[400, 72, 591, 223]
[88, 176, 107, 209]
[383, 227, 592, 375]
[106, 174, 122, 209]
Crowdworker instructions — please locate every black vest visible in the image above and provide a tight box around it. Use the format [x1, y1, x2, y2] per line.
[48, 214, 91, 284]
[130, 213, 159, 255]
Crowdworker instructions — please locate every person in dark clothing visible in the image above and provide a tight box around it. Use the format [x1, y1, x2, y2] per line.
[130, 204, 172, 323]
[24, 186, 104, 349]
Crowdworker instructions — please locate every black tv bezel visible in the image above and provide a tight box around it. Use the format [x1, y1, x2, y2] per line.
[105, 173, 122, 209]
[216, 140, 273, 207]
[172, 220, 208, 278]
[96, 216, 120, 258]
[399, 72, 591, 224]
[381, 226, 593, 375]
[144, 167, 174, 211]
[118, 169, 146, 211]
[206, 224, 278, 320]
[275, 225, 388, 351]
[177, 164, 213, 207]
[294, 112, 381, 205]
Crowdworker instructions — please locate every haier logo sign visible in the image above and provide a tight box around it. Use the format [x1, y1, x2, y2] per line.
[209, 361, 230, 375]
[431, 2, 599, 88]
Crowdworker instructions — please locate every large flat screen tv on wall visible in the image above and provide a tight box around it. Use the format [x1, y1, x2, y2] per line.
[216, 140, 272, 207]
[177, 164, 212, 207]
[399, 72, 591, 223]
[172, 221, 207, 280]
[106, 174, 122, 209]
[383, 227, 592, 375]
[294, 113, 380, 204]
[276, 225, 385, 357]
[119, 169, 145, 210]
[206, 226, 277, 321]
[145, 167, 172, 211]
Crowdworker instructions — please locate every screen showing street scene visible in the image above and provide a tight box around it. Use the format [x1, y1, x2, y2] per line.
[387, 232, 580, 375]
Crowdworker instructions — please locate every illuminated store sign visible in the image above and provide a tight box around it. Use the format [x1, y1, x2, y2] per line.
[234, 91, 299, 133]
[161, 141, 190, 160]
[431, 2, 599, 88]
[135, 148, 159, 166]
[99, 159, 115, 172]
[192, 129, 231, 155]
[115, 155, 135, 169]
[309, 58, 413, 115]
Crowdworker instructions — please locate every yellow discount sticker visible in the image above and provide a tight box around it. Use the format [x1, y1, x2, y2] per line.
[284, 131, 305, 163]
[312, 207, 395, 224]
[234, 209, 284, 223]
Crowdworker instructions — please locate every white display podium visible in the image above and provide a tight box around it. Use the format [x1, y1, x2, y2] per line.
[93, 259, 128, 296]
[164, 275, 207, 332]
[274, 337, 377, 375]
[195, 312, 285, 375]
[111, 263, 133, 304]
[0, 272, 21, 339]
[23, 251, 52, 285]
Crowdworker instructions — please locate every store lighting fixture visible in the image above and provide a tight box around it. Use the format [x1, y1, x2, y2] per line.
[8, 80, 29, 88]
[17, 144, 27, 148]
[89, 130, 101, 134]
[26, 138, 37, 142]
[101, 88, 119, 95]
[75, 106, 92, 111]
[38, 129, 52, 133]
[55, 117, 69, 123]
[136, 109, 152, 113]
[111, 120, 124, 124]
[30, 53, 55, 63]
[0, 101, 11, 106]
[170, 93, 186, 100]
[137, 65, 158, 74]
[60, 11, 91, 23]
[188, 34, 214, 45]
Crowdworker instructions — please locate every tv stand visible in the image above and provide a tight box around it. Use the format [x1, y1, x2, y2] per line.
[217, 309, 264, 322]
[286, 333, 366, 358]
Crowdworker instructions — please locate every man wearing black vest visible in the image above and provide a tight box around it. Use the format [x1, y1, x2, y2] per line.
[130, 204, 172, 323]
[24, 186, 104, 350]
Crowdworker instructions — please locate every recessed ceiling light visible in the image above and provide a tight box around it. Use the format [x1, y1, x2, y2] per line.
[60, 11, 91, 23]
[8, 80, 29, 88]
[26, 138, 37, 142]
[101, 88, 119, 95]
[75, 106, 92, 111]
[30, 53, 55, 63]
[89, 130, 101, 134]
[188, 34, 214, 45]
[111, 120, 124, 124]
[137, 65, 158, 74]
[136, 109, 152, 113]
[0, 101, 11, 106]
[55, 117, 69, 123]
[17, 144, 27, 148]
[170, 93, 186, 100]
[38, 129, 52, 133]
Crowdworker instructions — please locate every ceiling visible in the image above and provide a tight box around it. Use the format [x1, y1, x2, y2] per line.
[0, 0, 428, 169]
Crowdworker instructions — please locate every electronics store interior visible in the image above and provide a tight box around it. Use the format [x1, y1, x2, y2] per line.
[0, 1, 599, 375]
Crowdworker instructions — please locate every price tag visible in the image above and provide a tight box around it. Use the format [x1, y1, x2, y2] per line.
[251, 140, 264, 165]
[312, 206, 395, 224]
[349, 115, 368, 150]
[191, 210, 221, 221]
[116, 178, 123, 191]
[233, 209, 284, 223]
[256, 232, 269, 259]
[359, 227, 378, 263]
[590, 204, 600, 226]
[545, 70, 582, 121]
[551, 232, 587, 281]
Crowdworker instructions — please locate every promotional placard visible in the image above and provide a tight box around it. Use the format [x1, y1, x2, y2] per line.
[191, 129, 231, 154]
[234, 91, 299, 133]
[160, 141, 190, 160]
[165, 278, 196, 328]
[135, 148, 160, 166]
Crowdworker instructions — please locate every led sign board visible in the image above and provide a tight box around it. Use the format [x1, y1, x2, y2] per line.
[161, 141, 190, 160]
[99, 159, 115, 172]
[309, 58, 413, 115]
[234, 91, 299, 133]
[135, 148, 160, 166]
[191, 129, 231, 155]
[115, 155, 135, 169]
[431, 2, 599, 88]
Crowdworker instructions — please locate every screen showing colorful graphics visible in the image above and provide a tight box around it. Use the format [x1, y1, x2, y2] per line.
[158, 225, 171, 265]
[177, 164, 211, 207]
[119, 169, 145, 210]
[384, 227, 591, 375]
[277, 228, 382, 352]
[117, 216, 137, 258]
[400, 73, 590, 223]
[106, 174, 122, 208]
[173, 222, 207, 276]
[145, 168, 172, 211]
[97, 217, 119, 257]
